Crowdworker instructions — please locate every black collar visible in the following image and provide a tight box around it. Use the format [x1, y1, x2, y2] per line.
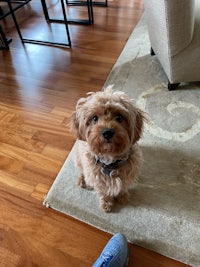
[95, 150, 131, 176]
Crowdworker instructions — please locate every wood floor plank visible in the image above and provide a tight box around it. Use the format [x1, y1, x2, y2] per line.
[0, 0, 191, 266]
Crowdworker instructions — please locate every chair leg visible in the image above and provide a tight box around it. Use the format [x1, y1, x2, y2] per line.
[150, 48, 180, 91]
[66, 0, 108, 6]
[0, 25, 12, 50]
[150, 47, 155, 56]
[92, 0, 108, 6]
[65, 0, 94, 24]
[168, 82, 180, 91]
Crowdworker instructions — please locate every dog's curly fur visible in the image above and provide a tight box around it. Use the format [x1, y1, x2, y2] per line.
[68, 86, 145, 212]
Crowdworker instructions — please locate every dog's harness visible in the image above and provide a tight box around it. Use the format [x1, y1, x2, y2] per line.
[95, 150, 131, 176]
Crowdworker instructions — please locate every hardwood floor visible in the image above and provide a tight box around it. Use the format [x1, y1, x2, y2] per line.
[0, 1, 190, 266]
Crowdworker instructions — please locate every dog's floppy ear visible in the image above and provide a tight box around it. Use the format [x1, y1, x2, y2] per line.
[133, 108, 146, 143]
[119, 94, 145, 144]
[67, 111, 79, 137]
[67, 97, 87, 141]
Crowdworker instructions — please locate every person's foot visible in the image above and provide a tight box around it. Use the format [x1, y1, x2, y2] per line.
[93, 233, 129, 267]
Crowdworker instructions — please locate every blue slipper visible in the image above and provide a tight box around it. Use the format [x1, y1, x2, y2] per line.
[93, 233, 129, 267]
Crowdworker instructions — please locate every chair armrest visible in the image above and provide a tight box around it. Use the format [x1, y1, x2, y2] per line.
[144, 0, 195, 57]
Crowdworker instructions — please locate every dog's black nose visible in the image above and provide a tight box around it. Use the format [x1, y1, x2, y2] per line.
[101, 128, 115, 140]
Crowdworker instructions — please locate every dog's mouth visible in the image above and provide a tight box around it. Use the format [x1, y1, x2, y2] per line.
[91, 138, 129, 156]
[87, 127, 131, 156]
[102, 142, 112, 152]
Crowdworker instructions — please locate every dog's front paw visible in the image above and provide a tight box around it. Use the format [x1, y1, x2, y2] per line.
[78, 175, 93, 190]
[77, 175, 86, 188]
[99, 196, 114, 212]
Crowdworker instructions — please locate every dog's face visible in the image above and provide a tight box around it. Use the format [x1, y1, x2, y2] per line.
[69, 86, 145, 157]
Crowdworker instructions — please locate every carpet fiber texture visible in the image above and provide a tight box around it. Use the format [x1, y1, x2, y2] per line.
[44, 17, 200, 267]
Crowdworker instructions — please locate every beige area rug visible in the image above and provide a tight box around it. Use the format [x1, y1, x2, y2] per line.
[44, 17, 200, 267]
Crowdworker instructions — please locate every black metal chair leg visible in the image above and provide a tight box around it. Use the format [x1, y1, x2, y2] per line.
[41, 0, 50, 21]
[91, 0, 108, 6]
[6, 0, 71, 48]
[60, 0, 72, 46]
[7, 0, 23, 41]
[66, 0, 108, 7]
[87, 0, 94, 23]
[64, 0, 94, 24]
[0, 25, 12, 49]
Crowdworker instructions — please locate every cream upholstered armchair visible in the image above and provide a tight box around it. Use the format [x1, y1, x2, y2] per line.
[143, 0, 200, 90]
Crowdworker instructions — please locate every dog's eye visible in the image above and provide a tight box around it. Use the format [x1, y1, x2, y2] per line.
[92, 115, 98, 124]
[116, 114, 124, 123]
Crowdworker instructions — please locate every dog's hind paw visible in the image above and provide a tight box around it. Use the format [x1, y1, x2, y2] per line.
[116, 192, 128, 204]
